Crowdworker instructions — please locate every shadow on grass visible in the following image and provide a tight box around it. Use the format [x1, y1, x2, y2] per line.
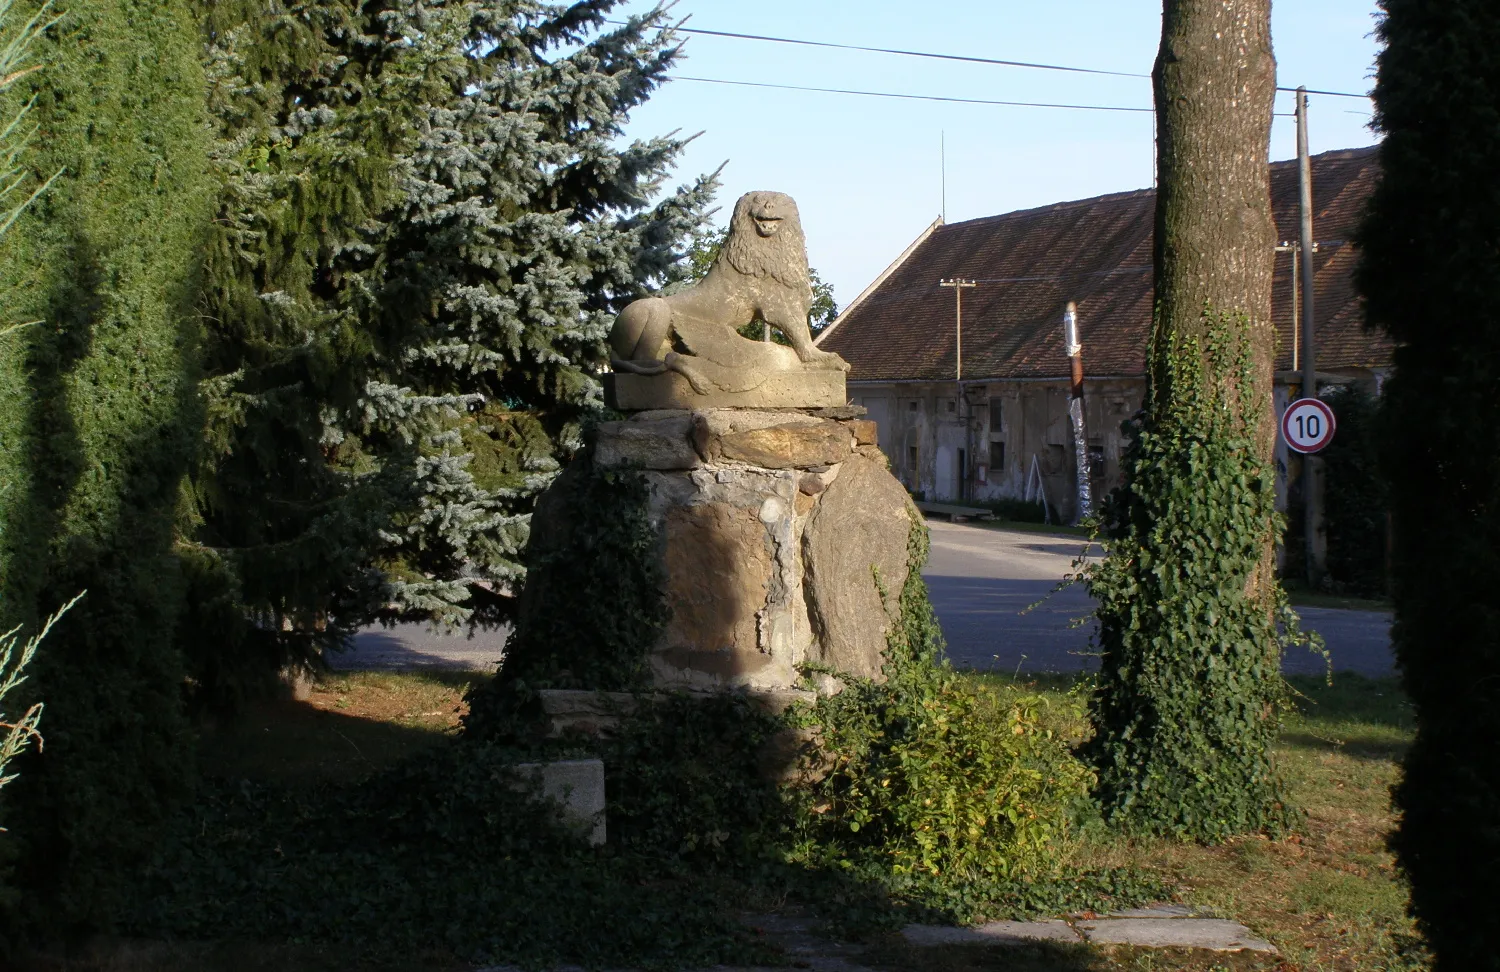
[197, 688, 458, 786]
[857, 939, 1281, 972]
[14, 938, 470, 972]
[1282, 672, 1414, 761]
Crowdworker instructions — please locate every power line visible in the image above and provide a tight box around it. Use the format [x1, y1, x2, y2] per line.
[670, 76, 1153, 113]
[636, 21, 1372, 101]
[668, 24, 1147, 80]
[674, 76, 1301, 117]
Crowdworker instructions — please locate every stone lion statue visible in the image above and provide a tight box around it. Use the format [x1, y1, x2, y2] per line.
[609, 190, 848, 394]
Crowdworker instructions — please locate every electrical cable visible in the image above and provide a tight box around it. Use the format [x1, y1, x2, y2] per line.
[624, 20, 1372, 101]
[670, 76, 1153, 113]
[673, 76, 1299, 117]
[668, 24, 1148, 80]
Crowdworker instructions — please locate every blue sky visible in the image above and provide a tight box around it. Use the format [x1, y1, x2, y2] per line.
[614, 1, 1383, 306]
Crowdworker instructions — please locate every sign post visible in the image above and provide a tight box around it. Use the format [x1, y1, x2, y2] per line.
[1281, 397, 1336, 454]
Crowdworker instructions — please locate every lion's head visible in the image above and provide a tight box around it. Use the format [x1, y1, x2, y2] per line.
[721, 191, 811, 297]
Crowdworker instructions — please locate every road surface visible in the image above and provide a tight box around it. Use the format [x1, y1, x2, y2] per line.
[923, 519, 1394, 677]
[336, 518, 1394, 678]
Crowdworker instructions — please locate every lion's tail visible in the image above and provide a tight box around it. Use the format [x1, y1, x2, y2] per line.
[609, 357, 670, 376]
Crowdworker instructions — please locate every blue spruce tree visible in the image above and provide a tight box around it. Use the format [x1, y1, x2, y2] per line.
[186, 1, 714, 691]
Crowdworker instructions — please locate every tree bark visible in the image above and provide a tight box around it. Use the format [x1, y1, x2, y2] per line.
[1152, 0, 1278, 449]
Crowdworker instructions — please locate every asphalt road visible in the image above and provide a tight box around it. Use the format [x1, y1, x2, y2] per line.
[923, 519, 1394, 677]
[335, 622, 508, 672]
[336, 518, 1395, 678]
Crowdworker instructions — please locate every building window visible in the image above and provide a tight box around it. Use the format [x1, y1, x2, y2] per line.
[1089, 445, 1106, 483]
[908, 444, 919, 474]
[908, 400, 919, 411]
[988, 398, 1003, 432]
[946, 399, 956, 413]
[989, 441, 1006, 471]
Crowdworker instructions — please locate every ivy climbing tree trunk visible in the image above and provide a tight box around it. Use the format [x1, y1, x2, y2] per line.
[1084, 0, 1294, 840]
[1356, 4, 1500, 968]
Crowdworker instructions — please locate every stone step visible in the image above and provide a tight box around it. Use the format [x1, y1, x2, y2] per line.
[901, 908, 1277, 954]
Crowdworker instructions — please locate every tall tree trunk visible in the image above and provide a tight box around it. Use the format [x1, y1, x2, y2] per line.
[1083, 0, 1291, 840]
[1152, 0, 1278, 450]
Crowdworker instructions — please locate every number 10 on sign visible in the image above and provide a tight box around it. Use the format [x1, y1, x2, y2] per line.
[1281, 398, 1336, 454]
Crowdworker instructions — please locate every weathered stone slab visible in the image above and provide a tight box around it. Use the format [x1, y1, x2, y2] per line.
[845, 419, 878, 446]
[1108, 904, 1201, 919]
[536, 689, 638, 737]
[605, 369, 846, 410]
[654, 501, 779, 687]
[510, 759, 607, 846]
[693, 410, 851, 469]
[595, 413, 699, 470]
[902, 921, 1082, 946]
[1077, 918, 1276, 952]
[802, 454, 915, 679]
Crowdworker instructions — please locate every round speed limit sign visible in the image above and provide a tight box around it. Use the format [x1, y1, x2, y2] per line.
[1281, 397, 1336, 454]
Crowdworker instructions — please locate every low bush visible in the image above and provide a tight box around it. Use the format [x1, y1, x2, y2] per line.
[794, 525, 1092, 881]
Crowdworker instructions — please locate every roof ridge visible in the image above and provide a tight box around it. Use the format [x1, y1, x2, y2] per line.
[940, 145, 1379, 233]
[939, 188, 1154, 230]
[1269, 144, 1380, 169]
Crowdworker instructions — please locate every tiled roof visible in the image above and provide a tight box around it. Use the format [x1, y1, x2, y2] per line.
[818, 146, 1393, 381]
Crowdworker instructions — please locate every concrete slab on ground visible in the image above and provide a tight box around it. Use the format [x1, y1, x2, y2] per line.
[902, 920, 1081, 945]
[1077, 917, 1276, 952]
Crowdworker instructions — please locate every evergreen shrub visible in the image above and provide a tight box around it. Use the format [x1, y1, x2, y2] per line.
[0, 0, 213, 933]
[1356, 3, 1500, 967]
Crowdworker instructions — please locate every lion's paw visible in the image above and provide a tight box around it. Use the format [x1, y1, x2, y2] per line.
[802, 349, 850, 372]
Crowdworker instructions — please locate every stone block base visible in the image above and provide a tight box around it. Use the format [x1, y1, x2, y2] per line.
[604, 369, 846, 410]
[527, 410, 914, 694]
[510, 758, 607, 845]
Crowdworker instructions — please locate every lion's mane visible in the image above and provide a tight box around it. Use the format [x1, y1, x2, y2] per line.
[721, 191, 812, 297]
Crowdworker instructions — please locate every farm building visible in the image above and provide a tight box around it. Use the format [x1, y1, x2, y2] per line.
[816, 146, 1391, 522]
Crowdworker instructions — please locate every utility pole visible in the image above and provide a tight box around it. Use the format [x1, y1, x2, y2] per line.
[1274, 241, 1300, 372]
[1063, 301, 1092, 521]
[1296, 86, 1326, 585]
[941, 278, 976, 499]
[939, 278, 976, 382]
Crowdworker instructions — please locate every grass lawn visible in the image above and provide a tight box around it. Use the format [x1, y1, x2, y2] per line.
[39, 669, 1423, 972]
[1283, 590, 1394, 613]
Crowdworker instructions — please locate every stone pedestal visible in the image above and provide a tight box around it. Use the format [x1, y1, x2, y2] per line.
[581, 407, 913, 692]
[604, 370, 847, 411]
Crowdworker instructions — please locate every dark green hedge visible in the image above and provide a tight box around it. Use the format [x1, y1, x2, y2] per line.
[1356, 3, 1500, 969]
[0, 0, 212, 935]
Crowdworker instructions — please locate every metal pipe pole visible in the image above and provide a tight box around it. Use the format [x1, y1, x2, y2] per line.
[1296, 87, 1325, 585]
[1064, 301, 1092, 521]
